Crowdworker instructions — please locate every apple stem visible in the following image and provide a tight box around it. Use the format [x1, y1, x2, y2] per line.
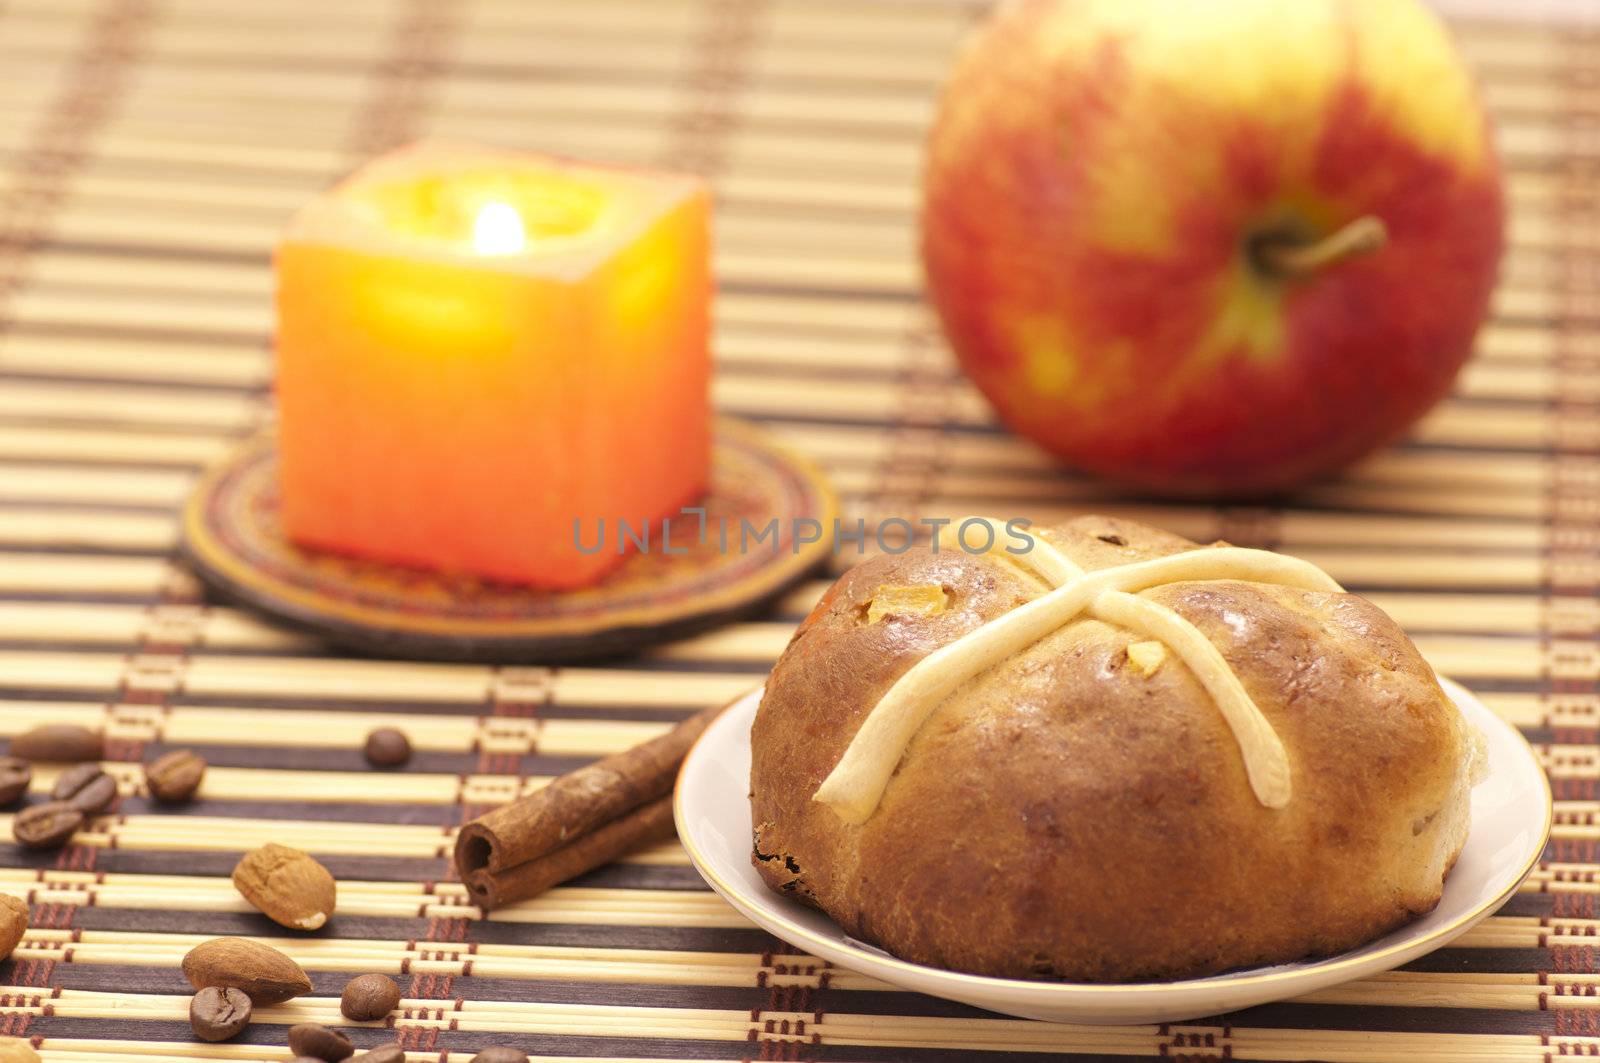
[1253, 215, 1387, 279]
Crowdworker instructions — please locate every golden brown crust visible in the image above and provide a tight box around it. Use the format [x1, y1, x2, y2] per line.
[749, 515, 1474, 982]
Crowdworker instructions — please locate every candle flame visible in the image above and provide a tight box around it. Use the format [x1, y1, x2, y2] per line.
[472, 201, 526, 255]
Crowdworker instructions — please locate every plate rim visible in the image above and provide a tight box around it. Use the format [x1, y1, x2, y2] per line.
[674, 676, 1552, 1001]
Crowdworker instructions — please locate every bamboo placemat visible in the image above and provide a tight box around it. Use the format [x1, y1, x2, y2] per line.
[0, 0, 1591, 1060]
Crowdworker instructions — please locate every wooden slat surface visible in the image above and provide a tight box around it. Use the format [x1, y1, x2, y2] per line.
[0, 1, 1593, 1061]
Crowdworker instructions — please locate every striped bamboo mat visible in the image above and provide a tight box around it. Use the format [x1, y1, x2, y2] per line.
[0, 0, 1592, 1060]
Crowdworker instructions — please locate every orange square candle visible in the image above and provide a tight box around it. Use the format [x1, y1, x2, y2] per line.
[275, 142, 711, 589]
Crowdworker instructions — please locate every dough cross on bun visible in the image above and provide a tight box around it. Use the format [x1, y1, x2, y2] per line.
[813, 516, 1345, 823]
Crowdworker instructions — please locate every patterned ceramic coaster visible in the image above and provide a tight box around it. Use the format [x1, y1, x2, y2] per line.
[181, 418, 838, 662]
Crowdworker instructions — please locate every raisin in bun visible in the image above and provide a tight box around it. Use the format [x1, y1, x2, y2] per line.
[749, 515, 1483, 982]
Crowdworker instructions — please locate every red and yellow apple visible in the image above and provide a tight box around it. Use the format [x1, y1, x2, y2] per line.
[921, 0, 1504, 496]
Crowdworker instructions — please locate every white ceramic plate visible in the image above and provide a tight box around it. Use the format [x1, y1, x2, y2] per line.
[675, 677, 1550, 1025]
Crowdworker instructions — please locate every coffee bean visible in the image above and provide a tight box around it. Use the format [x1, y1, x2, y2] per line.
[363, 728, 411, 768]
[146, 749, 205, 803]
[470, 1049, 528, 1063]
[50, 763, 116, 814]
[287, 1023, 354, 1062]
[353, 1044, 405, 1063]
[0, 759, 31, 807]
[13, 802, 83, 849]
[10, 725, 102, 763]
[340, 973, 400, 1021]
[190, 986, 251, 1042]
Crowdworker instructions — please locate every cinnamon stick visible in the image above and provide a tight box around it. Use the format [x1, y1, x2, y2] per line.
[454, 698, 733, 886]
[464, 795, 675, 909]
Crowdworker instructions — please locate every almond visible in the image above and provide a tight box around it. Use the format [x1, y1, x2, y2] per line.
[233, 843, 336, 930]
[11, 724, 102, 763]
[0, 1038, 40, 1063]
[0, 894, 27, 962]
[182, 937, 312, 1005]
